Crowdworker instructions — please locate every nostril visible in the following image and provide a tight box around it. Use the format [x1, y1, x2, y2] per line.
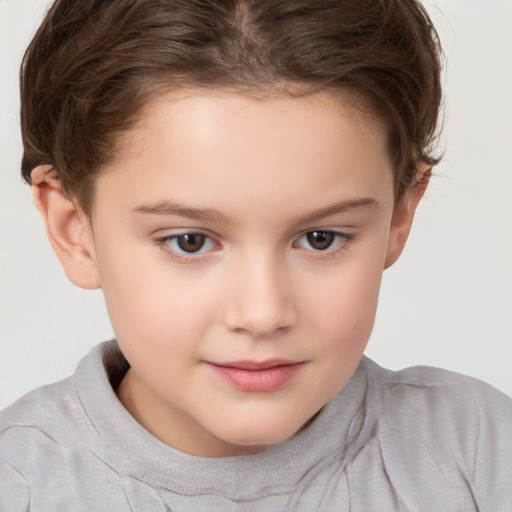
[221, 263, 297, 337]
[231, 324, 291, 339]
[223, 301, 296, 338]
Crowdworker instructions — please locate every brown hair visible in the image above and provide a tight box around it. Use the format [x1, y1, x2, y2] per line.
[20, 0, 443, 215]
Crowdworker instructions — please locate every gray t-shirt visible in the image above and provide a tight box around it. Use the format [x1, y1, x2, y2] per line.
[1, 341, 511, 511]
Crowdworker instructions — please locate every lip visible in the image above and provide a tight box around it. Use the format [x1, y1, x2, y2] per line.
[206, 359, 304, 392]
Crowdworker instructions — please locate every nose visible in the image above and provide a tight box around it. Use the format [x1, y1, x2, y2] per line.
[222, 254, 297, 338]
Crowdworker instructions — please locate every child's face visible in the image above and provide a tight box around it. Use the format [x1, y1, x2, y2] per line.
[72, 90, 418, 457]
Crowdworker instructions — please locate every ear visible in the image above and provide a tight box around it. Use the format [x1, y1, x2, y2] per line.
[31, 165, 101, 289]
[384, 163, 431, 269]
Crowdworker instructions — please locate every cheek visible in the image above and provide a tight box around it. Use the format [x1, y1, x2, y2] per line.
[96, 242, 220, 354]
[300, 250, 384, 373]
[306, 257, 382, 332]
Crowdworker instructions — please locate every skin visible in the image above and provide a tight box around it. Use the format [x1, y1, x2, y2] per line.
[32, 90, 427, 457]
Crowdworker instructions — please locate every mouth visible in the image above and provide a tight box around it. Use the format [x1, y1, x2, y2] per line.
[206, 359, 305, 392]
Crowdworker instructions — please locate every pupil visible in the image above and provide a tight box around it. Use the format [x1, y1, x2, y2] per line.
[307, 231, 334, 250]
[177, 234, 205, 252]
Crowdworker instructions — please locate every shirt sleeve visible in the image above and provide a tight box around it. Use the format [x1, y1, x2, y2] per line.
[469, 380, 512, 511]
[0, 460, 30, 511]
[380, 365, 512, 511]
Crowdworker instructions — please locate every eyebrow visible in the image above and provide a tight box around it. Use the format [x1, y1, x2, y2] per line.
[132, 201, 232, 224]
[293, 197, 378, 224]
[131, 197, 378, 224]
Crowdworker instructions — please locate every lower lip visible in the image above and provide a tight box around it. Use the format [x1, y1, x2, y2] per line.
[207, 363, 303, 392]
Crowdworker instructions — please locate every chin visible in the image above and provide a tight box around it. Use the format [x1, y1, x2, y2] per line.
[215, 414, 307, 450]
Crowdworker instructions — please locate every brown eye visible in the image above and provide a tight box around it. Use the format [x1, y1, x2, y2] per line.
[176, 233, 206, 253]
[306, 231, 335, 250]
[157, 232, 218, 260]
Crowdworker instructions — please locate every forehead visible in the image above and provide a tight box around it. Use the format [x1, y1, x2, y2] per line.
[118, 87, 386, 154]
[93, 89, 394, 220]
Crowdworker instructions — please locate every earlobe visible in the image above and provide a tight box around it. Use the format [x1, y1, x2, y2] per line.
[384, 163, 431, 269]
[31, 165, 101, 290]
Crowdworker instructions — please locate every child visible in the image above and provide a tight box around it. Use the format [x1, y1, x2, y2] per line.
[1, 0, 511, 510]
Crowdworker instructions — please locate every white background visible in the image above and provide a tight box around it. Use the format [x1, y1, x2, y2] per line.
[1, 0, 511, 409]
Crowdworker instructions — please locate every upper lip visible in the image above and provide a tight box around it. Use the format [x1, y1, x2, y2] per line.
[208, 359, 303, 370]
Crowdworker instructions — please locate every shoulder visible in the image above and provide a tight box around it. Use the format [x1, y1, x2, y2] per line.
[0, 375, 83, 461]
[370, 360, 512, 508]
[0, 342, 130, 510]
[378, 363, 512, 432]
[361, 356, 511, 419]
[0, 341, 120, 454]
[0, 377, 82, 509]
[380, 362, 511, 409]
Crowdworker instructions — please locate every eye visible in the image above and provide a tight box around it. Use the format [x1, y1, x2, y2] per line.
[295, 230, 350, 252]
[159, 232, 217, 256]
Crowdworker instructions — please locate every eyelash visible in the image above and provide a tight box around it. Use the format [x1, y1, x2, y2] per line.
[154, 230, 354, 263]
[293, 231, 354, 259]
[154, 232, 219, 263]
